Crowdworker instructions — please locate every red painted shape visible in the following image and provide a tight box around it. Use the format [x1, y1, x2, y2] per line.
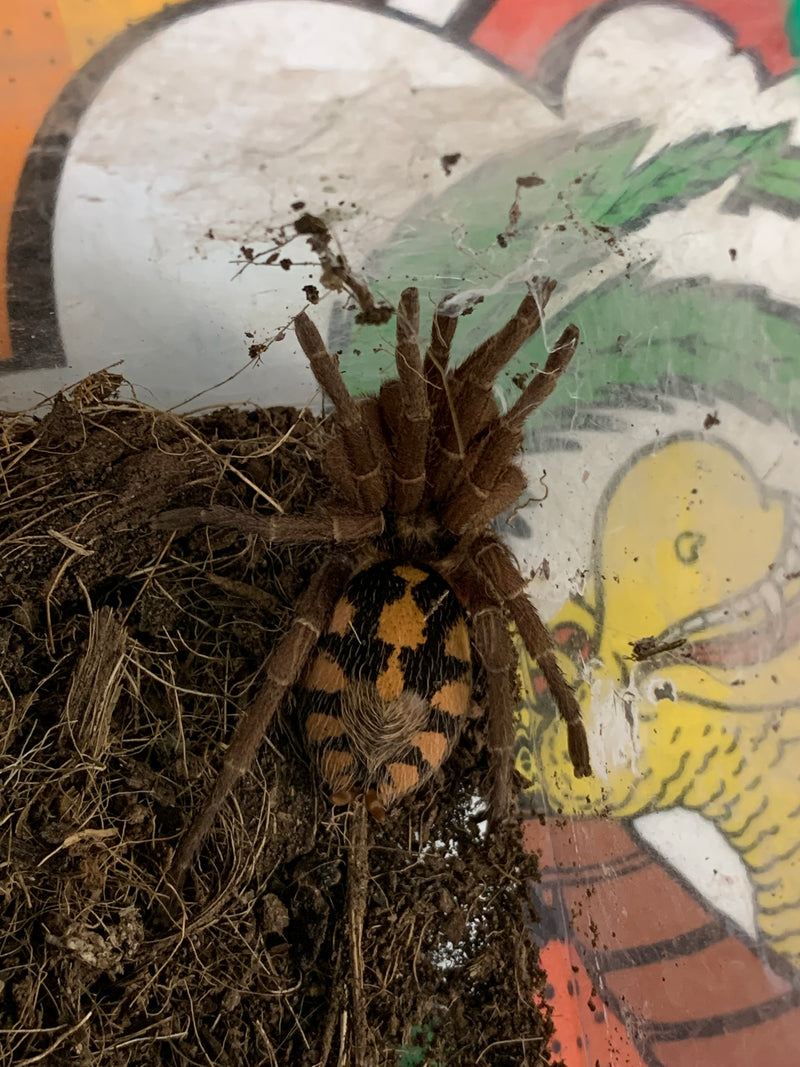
[652, 1010, 800, 1067]
[525, 817, 800, 1067]
[698, 0, 794, 72]
[471, 0, 794, 79]
[471, 0, 590, 76]
[606, 936, 793, 1022]
[538, 938, 647, 1067]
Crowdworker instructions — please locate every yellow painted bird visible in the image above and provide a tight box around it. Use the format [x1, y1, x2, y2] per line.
[517, 435, 800, 962]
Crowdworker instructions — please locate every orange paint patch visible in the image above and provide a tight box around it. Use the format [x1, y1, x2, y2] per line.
[305, 712, 346, 742]
[444, 619, 470, 662]
[305, 650, 346, 693]
[57, 0, 168, 69]
[411, 731, 448, 769]
[1, 1, 74, 360]
[431, 678, 470, 717]
[328, 595, 356, 635]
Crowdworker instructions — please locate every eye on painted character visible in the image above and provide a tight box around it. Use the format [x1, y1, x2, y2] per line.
[157, 279, 589, 887]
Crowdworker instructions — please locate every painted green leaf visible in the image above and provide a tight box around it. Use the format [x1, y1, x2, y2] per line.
[335, 118, 800, 426]
[518, 269, 800, 435]
[587, 124, 792, 229]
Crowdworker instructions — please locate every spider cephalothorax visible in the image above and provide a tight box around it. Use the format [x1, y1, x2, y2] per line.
[162, 280, 590, 885]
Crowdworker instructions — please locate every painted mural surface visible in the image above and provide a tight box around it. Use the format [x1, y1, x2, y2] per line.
[3, 1, 800, 1064]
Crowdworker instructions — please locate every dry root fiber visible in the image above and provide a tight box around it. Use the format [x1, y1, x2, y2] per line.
[0, 378, 555, 1066]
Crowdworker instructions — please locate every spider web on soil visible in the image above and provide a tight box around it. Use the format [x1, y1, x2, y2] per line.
[0, 381, 558, 1066]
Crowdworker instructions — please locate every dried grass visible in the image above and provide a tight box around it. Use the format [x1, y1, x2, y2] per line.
[0, 376, 553, 1066]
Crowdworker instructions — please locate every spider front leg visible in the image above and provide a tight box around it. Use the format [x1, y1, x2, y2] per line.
[294, 312, 388, 512]
[168, 551, 354, 888]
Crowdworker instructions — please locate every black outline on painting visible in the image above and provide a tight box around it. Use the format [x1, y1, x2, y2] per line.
[4, 0, 797, 374]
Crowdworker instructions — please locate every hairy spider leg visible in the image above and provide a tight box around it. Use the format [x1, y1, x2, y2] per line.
[442, 323, 580, 535]
[502, 323, 580, 431]
[421, 301, 459, 390]
[168, 552, 354, 888]
[470, 601, 518, 822]
[474, 536, 591, 778]
[452, 278, 558, 431]
[388, 288, 430, 515]
[294, 311, 387, 513]
[154, 505, 384, 544]
[374, 288, 430, 515]
[428, 279, 558, 501]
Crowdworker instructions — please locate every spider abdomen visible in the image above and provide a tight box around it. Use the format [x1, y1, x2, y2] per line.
[299, 561, 472, 819]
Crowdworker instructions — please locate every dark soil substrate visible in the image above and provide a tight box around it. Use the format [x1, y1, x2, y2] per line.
[0, 380, 555, 1066]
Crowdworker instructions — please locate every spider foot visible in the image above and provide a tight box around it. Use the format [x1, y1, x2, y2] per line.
[567, 720, 592, 778]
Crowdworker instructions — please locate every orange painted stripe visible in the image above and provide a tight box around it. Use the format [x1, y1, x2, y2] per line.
[0, 1, 74, 360]
[1, 0, 175, 363]
[537, 939, 648, 1067]
[57, 0, 172, 69]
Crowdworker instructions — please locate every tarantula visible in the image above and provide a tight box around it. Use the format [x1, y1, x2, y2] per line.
[162, 279, 590, 886]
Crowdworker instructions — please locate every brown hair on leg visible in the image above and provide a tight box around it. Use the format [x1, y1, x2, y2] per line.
[154, 505, 384, 544]
[453, 280, 557, 394]
[470, 602, 518, 824]
[466, 466, 527, 534]
[442, 427, 522, 532]
[422, 301, 458, 396]
[323, 436, 360, 506]
[449, 279, 557, 439]
[501, 324, 579, 433]
[422, 301, 463, 500]
[382, 288, 430, 514]
[168, 552, 354, 888]
[441, 324, 579, 530]
[428, 281, 557, 501]
[475, 535, 591, 778]
[357, 396, 394, 503]
[294, 312, 387, 512]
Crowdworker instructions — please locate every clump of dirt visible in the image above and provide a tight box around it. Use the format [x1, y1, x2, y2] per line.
[0, 378, 555, 1066]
